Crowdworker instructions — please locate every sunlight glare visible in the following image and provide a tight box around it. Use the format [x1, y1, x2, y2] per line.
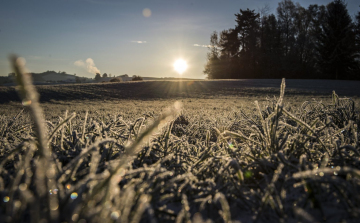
[173, 59, 188, 74]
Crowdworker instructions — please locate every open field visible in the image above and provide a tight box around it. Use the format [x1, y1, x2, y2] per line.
[1, 78, 360, 222]
[1, 79, 360, 103]
[1, 79, 359, 118]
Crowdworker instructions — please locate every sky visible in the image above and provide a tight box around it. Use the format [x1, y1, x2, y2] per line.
[0, 0, 359, 79]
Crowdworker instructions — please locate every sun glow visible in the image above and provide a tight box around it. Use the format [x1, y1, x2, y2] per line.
[173, 59, 188, 74]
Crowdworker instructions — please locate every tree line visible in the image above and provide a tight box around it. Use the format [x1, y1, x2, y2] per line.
[204, 0, 360, 80]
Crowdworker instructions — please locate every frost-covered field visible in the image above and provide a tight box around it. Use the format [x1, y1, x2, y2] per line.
[1, 60, 360, 223]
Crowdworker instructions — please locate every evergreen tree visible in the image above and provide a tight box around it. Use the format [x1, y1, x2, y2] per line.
[218, 29, 239, 58]
[259, 14, 282, 78]
[307, 4, 327, 78]
[355, 8, 360, 76]
[277, 0, 296, 57]
[317, 0, 357, 79]
[218, 29, 239, 78]
[292, 4, 325, 78]
[293, 4, 311, 65]
[277, 0, 299, 78]
[234, 9, 260, 78]
[235, 9, 260, 53]
[204, 31, 223, 79]
[355, 8, 360, 53]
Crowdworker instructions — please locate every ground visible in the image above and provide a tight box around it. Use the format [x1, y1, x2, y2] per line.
[1, 79, 360, 223]
[1, 79, 359, 117]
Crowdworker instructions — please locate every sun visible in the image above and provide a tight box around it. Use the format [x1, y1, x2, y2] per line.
[173, 59, 188, 74]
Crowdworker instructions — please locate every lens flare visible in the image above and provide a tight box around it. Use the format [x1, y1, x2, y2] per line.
[173, 59, 188, 74]
[143, 8, 152, 17]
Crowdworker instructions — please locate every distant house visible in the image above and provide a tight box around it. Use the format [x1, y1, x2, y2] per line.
[118, 74, 132, 81]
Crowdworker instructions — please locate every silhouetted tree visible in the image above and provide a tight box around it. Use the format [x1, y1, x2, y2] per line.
[277, 0, 296, 57]
[235, 9, 260, 78]
[95, 73, 101, 81]
[204, 0, 360, 80]
[294, 5, 310, 64]
[102, 73, 108, 78]
[219, 29, 239, 58]
[355, 8, 360, 52]
[290, 4, 325, 78]
[305, 4, 327, 77]
[218, 29, 239, 78]
[317, 0, 357, 79]
[204, 31, 223, 79]
[259, 14, 282, 78]
[132, 75, 143, 81]
[235, 9, 260, 53]
[355, 8, 360, 75]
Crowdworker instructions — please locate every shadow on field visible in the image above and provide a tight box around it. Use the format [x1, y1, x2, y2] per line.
[0, 79, 359, 103]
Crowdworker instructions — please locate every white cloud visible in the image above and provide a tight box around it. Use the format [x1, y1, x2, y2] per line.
[193, 44, 213, 48]
[74, 58, 100, 74]
[131, 41, 147, 44]
[74, 60, 85, 67]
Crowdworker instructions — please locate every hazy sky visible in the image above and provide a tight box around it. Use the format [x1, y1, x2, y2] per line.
[0, 0, 359, 79]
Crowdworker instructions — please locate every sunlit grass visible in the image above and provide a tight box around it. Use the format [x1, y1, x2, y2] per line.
[0, 57, 359, 222]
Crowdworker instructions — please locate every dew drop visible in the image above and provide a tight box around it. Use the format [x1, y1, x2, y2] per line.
[71, 192, 78, 199]
[111, 211, 120, 220]
[22, 100, 31, 106]
[3, 196, 9, 202]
